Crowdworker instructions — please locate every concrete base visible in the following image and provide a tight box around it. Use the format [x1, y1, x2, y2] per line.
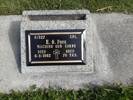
[0, 13, 133, 92]
[21, 10, 94, 73]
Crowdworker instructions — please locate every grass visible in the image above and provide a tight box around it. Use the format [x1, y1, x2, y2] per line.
[0, 0, 133, 15]
[0, 84, 133, 100]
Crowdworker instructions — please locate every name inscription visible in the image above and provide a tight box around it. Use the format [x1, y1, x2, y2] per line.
[26, 30, 86, 65]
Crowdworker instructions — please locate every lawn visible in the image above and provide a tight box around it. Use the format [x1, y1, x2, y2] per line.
[0, 85, 133, 100]
[0, 0, 133, 15]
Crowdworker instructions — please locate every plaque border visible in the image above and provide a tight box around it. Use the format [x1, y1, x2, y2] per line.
[25, 29, 86, 66]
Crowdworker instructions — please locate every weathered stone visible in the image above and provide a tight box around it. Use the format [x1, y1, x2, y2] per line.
[21, 10, 94, 73]
[0, 13, 133, 92]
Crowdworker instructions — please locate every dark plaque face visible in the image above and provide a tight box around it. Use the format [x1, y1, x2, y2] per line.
[25, 30, 86, 66]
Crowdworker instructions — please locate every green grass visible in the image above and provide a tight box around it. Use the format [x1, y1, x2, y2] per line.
[0, 84, 133, 100]
[0, 0, 133, 15]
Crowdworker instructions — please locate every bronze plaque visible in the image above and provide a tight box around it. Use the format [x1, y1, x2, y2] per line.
[25, 30, 86, 66]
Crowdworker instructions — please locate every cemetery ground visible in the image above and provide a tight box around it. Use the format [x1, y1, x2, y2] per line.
[0, 0, 133, 100]
[0, 84, 133, 100]
[0, 0, 132, 14]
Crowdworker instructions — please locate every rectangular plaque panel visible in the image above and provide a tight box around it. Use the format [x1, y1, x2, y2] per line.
[25, 29, 86, 66]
